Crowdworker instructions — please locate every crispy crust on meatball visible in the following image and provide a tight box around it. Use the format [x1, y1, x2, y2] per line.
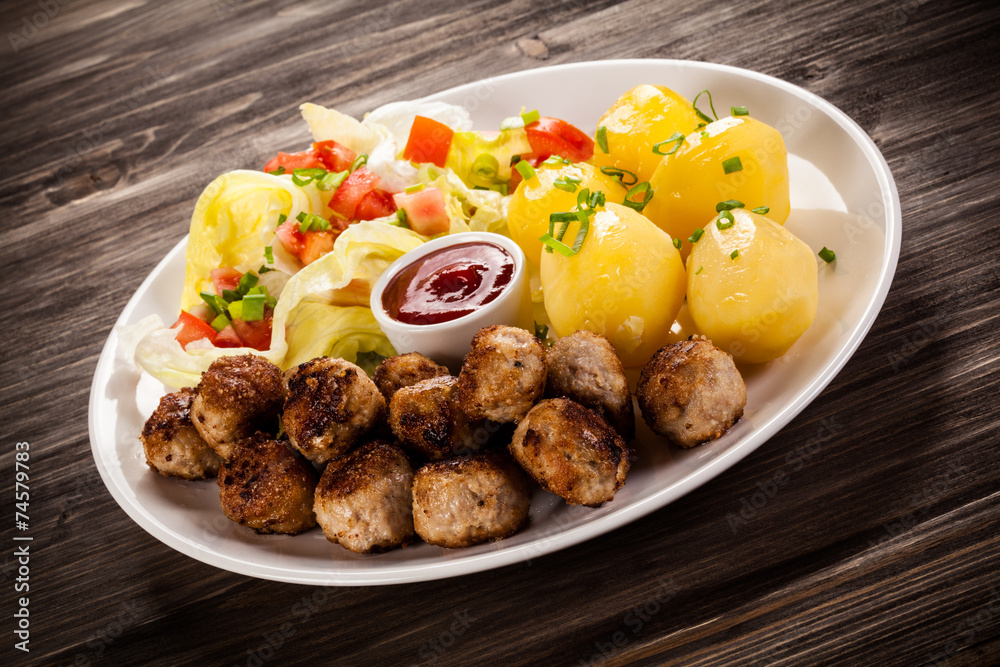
[389, 376, 488, 461]
[314, 440, 415, 553]
[509, 398, 629, 507]
[412, 450, 531, 548]
[141, 388, 222, 480]
[217, 434, 318, 535]
[191, 354, 284, 460]
[282, 357, 386, 465]
[545, 330, 635, 440]
[373, 352, 450, 402]
[636, 336, 747, 448]
[456, 325, 547, 423]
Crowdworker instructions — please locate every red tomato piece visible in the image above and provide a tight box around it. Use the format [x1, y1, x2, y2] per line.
[213, 325, 244, 348]
[264, 150, 324, 174]
[210, 267, 243, 295]
[169, 311, 217, 349]
[392, 187, 450, 236]
[329, 168, 381, 220]
[403, 116, 454, 167]
[313, 140, 356, 173]
[275, 218, 343, 265]
[354, 189, 397, 221]
[232, 310, 274, 351]
[525, 117, 594, 163]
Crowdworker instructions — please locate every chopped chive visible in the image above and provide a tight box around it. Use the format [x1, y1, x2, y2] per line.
[716, 199, 744, 212]
[291, 167, 327, 187]
[499, 115, 524, 131]
[472, 153, 500, 180]
[688, 227, 705, 243]
[652, 132, 686, 156]
[350, 154, 368, 172]
[521, 109, 540, 125]
[258, 265, 274, 274]
[695, 265, 703, 275]
[570, 210, 590, 253]
[264, 246, 274, 264]
[543, 155, 570, 166]
[623, 181, 653, 213]
[716, 211, 735, 230]
[596, 126, 609, 154]
[493, 182, 509, 196]
[599, 166, 638, 187]
[534, 322, 549, 341]
[405, 183, 425, 194]
[267, 166, 286, 175]
[731, 106, 749, 117]
[515, 160, 536, 182]
[226, 300, 243, 321]
[240, 294, 266, 321]
[576, 187, 591, 210]
[296, 211, 330, 233]
[752, 206, 770, 215]
[277, 213, 287, 225]
[722, 156, 743, 174]
[673, 237, 681, 249]
[210, 313, 232, 332]
[700, 130, 709, 139]
[316, 170, 348, 191]
[693, 89, 719, 124]
[588, 189, 606, 209]
[819, 247, 837, 263]
[200, 292, 225, 315]
[538, 232, 575, 256]
[553, 178, 577, 192]
[222, 289, 242, 303]
[237, 271, 259, 295]
[550, 212, 579, 223]
[394, 208, 409, 227]
[731, 249, 740, 260]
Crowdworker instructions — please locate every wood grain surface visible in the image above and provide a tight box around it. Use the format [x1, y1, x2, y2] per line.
[2, 0, 999, 665]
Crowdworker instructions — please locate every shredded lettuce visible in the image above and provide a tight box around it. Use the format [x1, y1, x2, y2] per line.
[446, 128, 531, 186]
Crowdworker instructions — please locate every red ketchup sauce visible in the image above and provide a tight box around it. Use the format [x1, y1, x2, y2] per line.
[381, 242, 516, 325]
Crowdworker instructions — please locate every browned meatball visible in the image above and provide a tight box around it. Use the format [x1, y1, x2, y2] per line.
[191, 354, 284, 460]
[545, 330, 635, 440]
[314, 440, 415, 553]
[456, 325, 547, 423]
[373, 352, 450, 402]
[636, 336, 746, 448]
[141, 388, 222, 480]
[217, 434, 318, 535]
[282, 357, 386, 465]
[389, 376, 489, 461]
[412, 450, 530, 548]
[509, 398, 629, 507]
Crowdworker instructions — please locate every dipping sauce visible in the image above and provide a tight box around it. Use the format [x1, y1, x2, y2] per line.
[381, 242, 516, 325]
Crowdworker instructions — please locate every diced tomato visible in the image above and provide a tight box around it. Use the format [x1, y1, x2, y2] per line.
[264, 150, 325, 174]
[403, 116, 454, 167]
[275, 217, 344, 265]
[210, 267, 243, 295]
[232, 310, 274, 351]
[313, 140, 357, 173]
[525, 117, 594, 163]
[355, 189, 397, 221]
[329, 168, 381, 220]
[213, 325, 244, 348]
[170, 311, 217, 349]
[393, 187, 450, 236]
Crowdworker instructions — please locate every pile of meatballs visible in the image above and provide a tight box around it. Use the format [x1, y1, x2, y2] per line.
[140, 325, 746, 554]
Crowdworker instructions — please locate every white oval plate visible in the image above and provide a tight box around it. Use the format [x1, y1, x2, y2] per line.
[89, 59, 900, 585]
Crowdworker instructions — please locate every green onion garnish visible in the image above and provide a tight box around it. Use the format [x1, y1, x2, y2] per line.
[515, 160, 536, 182]
[296, 211, 330, 233]
[652, 132, 686, 156]
[492, 182, 509, 196]
[700, 130, 709, 139]
[499, 116, 524, 131]
[599, 166, 638, 187]
[350, 154, 368, 172]
[716, 199, 744, 212]
[538, 233, 574, 256]
[534, 322, 549, 341]
[394, 208, 409, 227]
[316, 170, 348, 191]
[752, 206, 770, 215]
[521, 109, 540, 125]
[688, 228, 705, 243]
[543, 155, 570, 166]
[695, 265, 703, 275]
[731, 106, 749, 117]
[589, 189, 606, 209]
[673, 237, 681, 249]
[258, 265, 274, 274]
[693, 89, 719, 124]
[553, 178, 577, 193]
[550, 212, 579, 223]
[240, 294, 266, 321]
[277, 213, 287, 225]
[722, 156, 743, 174]
[210, 313, 232, 332]
[264, 246, 274, 264]
[200, 292, 226, 315]
[716, 211, 735, 230]
[291, 168, 327, 187]
[267, 167, 286, 175]
[472, 153, 500, 181]
[226, 300, 242, 320]
[596, 126, 609, 154]
[623, 182, 653, 213]
[818, 247, 836, 263]
[222, 289, 242, 303]
[731, 249, 740, 260]
[237, 271, 259, 295]
[405, 183, 425, 194]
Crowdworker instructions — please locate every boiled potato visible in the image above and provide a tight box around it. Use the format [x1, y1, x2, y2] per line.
[644, 116, 790, 258]
[687, 208, 817, 364]
[592, 84, 701, 185]
[508, 161, 624, 266]
[540, 202, 686, 366]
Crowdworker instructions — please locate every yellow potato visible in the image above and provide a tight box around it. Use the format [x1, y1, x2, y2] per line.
[687, 208, 817, 363]
[540, 202, 686, 367]
[644, 116, 790, 258]
[592, 84, 701, 185]
[508, 161, 624, 266]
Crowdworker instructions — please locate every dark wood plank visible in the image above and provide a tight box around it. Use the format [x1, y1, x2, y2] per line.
[1, 0, 998, 664]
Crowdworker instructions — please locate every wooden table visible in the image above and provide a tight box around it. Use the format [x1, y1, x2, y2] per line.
[2, 0, 998, 664]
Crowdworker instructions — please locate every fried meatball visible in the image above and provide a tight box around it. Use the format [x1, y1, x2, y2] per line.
[389, 376, 489, 461]
[282, 357, 386, 465]
[545, 330, 635, 440]
[636, 336, 746, 448]
[456, 325, 547, 423]
[191, 354, 284, 460]
[141, 388, 222, 480]
[509, 398, 629, 507]
[217, 434, 318, 535]
[373, 352, 450, 402]
[412, 450, 531, 548]
[314, 440, 415, 553]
